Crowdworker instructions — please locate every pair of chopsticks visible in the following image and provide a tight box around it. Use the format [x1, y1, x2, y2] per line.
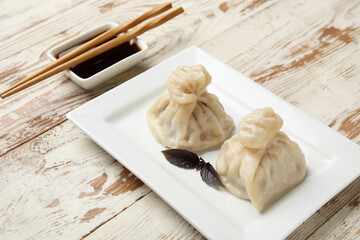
[0, 3, 183, 99]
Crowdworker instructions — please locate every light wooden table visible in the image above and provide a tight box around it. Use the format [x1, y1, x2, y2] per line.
[1, 0, 359, 239]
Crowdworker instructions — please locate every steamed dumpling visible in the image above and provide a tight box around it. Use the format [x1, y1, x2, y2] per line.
[216, 108, 306, 211]
[147, 65, 234, 152]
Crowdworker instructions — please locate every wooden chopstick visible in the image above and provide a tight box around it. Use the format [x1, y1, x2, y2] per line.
[0, 3, 178, 98]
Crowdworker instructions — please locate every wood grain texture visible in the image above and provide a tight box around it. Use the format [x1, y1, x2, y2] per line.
[83, 192, 205, 240]
[0, 0, 359, 239]
[0, 121, 150, 239]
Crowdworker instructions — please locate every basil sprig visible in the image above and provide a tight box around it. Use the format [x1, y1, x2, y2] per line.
[161, 149, 224, 188]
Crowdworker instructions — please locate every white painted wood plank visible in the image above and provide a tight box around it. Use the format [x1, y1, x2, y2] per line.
[0, 121, 150, 239]
[84, 192, 205, 240]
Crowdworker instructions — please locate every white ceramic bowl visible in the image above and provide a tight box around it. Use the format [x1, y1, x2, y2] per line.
[47, 22, 148, 89]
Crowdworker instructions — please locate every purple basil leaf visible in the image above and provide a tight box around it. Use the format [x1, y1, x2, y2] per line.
[200, 162, 224, 188]
[161, 149, 200, 169]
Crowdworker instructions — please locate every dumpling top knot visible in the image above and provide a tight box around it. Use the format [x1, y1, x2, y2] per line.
[167, 65, 212, 104]
[238, 107, 283, 149]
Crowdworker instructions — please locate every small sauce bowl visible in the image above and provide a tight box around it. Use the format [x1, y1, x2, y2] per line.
[47, 22, 148, 89]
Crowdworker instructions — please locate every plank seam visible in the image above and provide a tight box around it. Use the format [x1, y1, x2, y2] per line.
[81, 192, 150, 239]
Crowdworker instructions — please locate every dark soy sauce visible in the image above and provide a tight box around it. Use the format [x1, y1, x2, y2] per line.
[58, 40, 142, 79]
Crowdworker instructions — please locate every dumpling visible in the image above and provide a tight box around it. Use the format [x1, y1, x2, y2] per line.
[147, 65, 234, 152]
[216, 108, 306, 211]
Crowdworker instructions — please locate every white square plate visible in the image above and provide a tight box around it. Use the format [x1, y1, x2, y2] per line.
[67, 46, 360, 240]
